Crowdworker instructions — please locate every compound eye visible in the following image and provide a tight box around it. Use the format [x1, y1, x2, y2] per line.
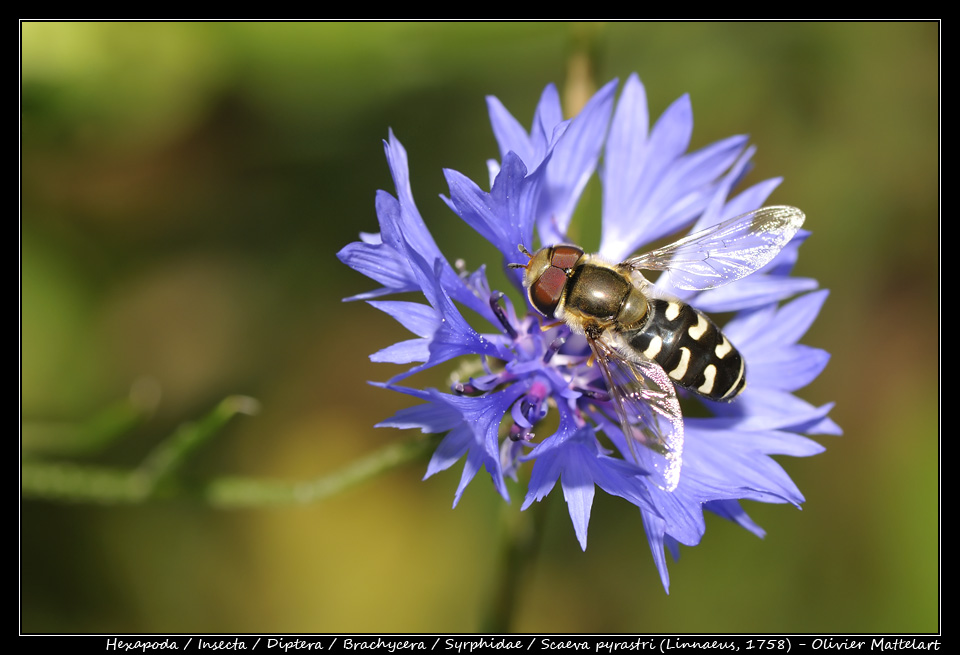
[529, 266, 568, 317]
[550, 245, 583, 270]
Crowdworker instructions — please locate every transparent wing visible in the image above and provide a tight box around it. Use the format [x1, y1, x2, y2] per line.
[623, 205, 805, 291]
[589, 335, 684, 492]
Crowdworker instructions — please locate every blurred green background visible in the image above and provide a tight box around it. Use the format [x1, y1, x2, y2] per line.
[21, 22, 938, 633]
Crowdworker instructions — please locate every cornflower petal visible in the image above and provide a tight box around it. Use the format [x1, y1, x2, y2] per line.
[338, 134, 497, 325]
[704, 499, 767, 539]
[694, 273, 819, 313]
[750, 344, 831, 391]
[730, 289, 831, 350]
[374, 388, 463, 433]
[385, 256, 507, 382]
[443, 151, 542, 267]
[341, 75, 837, 593]
[485, 79, 618, 245]
[486, 82, 561, 173]
[434, 386, 529, 505]
[522, 404, 656, 550]
[601, 75, 753, 261]
[337, 226, 419, 301]
[365, 300, 437, 364]
[367, 300, 438, 338]
[369, 338, 430, 365]
[538, 78, 618, 243]
[641, 512, 675, 592]
[651, 146, 789, 303]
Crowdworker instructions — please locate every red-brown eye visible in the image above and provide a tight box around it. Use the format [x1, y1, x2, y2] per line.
[550, 245, 583, 270]
[530, 266, 568, 317]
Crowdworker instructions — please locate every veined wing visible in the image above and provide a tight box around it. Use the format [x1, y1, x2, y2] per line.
[589, 335, 684, 492]
[623, 205, 805, 291]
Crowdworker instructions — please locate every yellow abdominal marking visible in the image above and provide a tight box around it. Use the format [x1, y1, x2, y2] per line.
[668, 347, 691, 381]
[688, 313, 708, 340]
[665, 302, 681, 321]
[698, 364, 717, 395]
[643, 335, 663, 359]
[715, 336, 732, 359]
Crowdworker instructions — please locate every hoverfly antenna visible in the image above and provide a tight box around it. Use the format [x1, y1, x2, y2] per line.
[507, 243, 534, 269]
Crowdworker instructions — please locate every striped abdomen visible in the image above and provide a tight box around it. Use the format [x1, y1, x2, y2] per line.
[622, 298, 745, 401]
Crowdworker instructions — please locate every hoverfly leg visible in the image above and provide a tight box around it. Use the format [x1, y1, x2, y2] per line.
[539, 319, 564, 332]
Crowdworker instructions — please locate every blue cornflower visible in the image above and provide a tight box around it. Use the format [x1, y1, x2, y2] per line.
[338, 74, 839, 592]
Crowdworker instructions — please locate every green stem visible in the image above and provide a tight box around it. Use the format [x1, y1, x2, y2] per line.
[137, 395, 260, 493]
[480, 495, 549, 632]
[21, 378, 161, 458]
[21, 459, 152, 504]
[563, 22, 605, 116]
[22, 434, 439, 507]
[22, 394, 259, 503]
[201, 435, 440, 507]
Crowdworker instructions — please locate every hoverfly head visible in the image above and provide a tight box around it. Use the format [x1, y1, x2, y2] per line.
[510, 244, 584, 318]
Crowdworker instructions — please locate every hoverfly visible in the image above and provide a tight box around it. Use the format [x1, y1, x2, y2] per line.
[511, 206, 805, 491]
